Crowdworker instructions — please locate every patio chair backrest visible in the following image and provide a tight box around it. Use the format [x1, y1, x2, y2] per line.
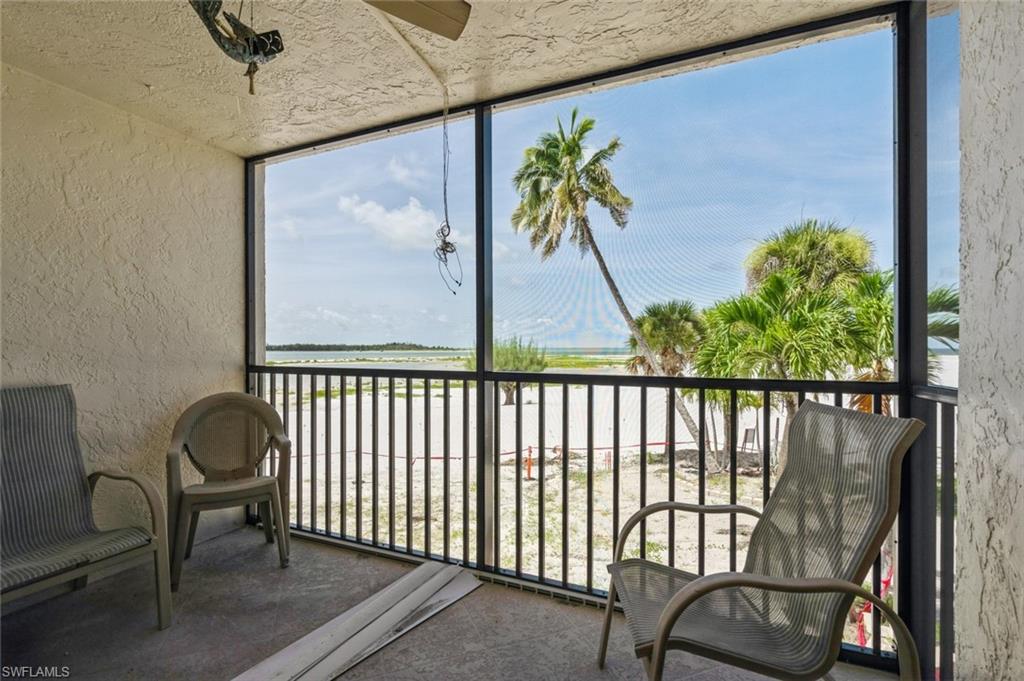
[1, 385, 98, 555]
[169, 392, 282, 482]
[742, 400, 923, 660]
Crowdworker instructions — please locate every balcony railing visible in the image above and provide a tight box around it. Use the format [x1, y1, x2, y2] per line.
[247, 364, 956, 678]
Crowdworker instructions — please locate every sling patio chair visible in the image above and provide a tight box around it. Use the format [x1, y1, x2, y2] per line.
[0, 385, 171, 629]
[597, 400, 925, 681]
[166, 392, 290, 591]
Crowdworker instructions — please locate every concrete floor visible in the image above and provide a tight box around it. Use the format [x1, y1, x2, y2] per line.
[1, 528, 892, 681]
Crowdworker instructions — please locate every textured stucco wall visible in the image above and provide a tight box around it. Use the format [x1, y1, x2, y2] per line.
[0, 64, 245, 537]
[956, 2, 1024, 679]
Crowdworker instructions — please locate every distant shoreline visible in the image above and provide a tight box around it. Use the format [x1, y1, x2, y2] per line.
[266, 342, 460, 352]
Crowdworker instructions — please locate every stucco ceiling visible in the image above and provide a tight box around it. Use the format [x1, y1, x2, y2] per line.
[1, 0, 885, 158]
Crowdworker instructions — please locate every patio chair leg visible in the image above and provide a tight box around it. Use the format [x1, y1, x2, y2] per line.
[170, 499, 192, 591]
[598, 580, 616, 669]
[184, 510, 200, 559]
[259, 501, 275, 543]
[154, 537, 173, 630]
[270, 485, 289, 568]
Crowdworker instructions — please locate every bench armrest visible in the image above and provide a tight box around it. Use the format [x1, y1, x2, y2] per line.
[89, 470, 167, 541]
[613, 501, 761, 563]
[649, 572, 919, 681]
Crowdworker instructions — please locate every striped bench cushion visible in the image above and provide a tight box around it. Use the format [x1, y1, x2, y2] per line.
[1, 526, 152, 592]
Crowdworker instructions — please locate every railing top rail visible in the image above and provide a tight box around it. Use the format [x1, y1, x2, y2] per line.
[248, 364, 474, 381]
[912, 384, 959, 405]
[249, 364, 898, 394]
[485, 371, 898, 393]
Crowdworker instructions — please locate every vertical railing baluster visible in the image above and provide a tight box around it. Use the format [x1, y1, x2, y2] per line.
[424, 379, 431, 557]
[443, 379, 451, 562]
[372, 376, 379, 546]
[388, 377, 396, 550]
[797, 390, 806, 406]
[310, 375, 318, 532]
[340, 376, 347, 538]
[296, 374, 304, 530]
[325, 376, 332, 535]
[762, 389, 771, 505]
[537, 382, 545, 582]
[462, 379, 470, 566]
[406, 377, 413, 554]
[729, 390, 738, 572]
[586, 383, 594, 592]
[940, 401, 955, 680]
[697, 388, 706, 575]
[494, 381, 501, 568]
[639, 386, 647, 560]
[667, 387, 676, 568]
[514, 381, 522, 577]
[561, 383, 569, 588]
[872, 392, 883, 651]
[612, 384, 620, 557]
[355, 376, 362, 541]
[834, 391, 842, 407]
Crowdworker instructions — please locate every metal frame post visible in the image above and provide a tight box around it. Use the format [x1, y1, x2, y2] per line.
[475, 104, 495, 569]
[894, 2, 936, 676]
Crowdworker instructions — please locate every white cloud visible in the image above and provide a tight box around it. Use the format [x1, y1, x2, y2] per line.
[387, 154, 429, 188]
[337, 193, 467, 251]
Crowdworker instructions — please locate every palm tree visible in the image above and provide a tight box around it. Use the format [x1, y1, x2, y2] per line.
[465, 336, 548, 405]
[745, 218, 873, 292]
[511, 109, 650, 354]
[698, 269, 852, 469]
[845, 270, 896, 414]
[846, 272, 960, 412]
[511, 109, 703, 444]
[927, 284, 959, 351]
[626, 300, 707, 454]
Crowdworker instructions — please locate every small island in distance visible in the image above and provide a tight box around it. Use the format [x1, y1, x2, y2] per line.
[266, 342, 461, 352]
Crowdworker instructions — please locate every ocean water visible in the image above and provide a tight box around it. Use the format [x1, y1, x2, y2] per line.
[263, 348, 958, 386]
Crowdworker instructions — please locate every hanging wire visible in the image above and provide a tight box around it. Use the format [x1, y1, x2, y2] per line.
[435, 86, 463, 295]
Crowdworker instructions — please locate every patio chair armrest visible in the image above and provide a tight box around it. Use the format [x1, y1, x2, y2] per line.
[88, 470, 167, 540]
[613, 502, 761, 563]
[650, 573, 920, 681]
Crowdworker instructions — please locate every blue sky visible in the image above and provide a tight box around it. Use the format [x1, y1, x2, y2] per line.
[264, 19, 959, 349]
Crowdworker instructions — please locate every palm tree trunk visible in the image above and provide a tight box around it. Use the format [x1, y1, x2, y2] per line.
[777, 394, 799, 472]
[722, 408, 733, 472]
[585, 228, 708, 449]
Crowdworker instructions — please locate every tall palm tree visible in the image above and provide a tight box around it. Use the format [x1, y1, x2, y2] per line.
[745, 218, 873, 292]
[698, 269, 852, 469]
[511, 109, 703, 444]
[626, 301, 707, 453]
[511, 109, 650, 355]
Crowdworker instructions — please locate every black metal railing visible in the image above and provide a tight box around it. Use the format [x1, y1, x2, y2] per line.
[248, 365, 955, 675]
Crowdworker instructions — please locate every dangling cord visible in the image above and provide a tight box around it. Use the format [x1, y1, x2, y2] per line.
[435, 85, 463, 294]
